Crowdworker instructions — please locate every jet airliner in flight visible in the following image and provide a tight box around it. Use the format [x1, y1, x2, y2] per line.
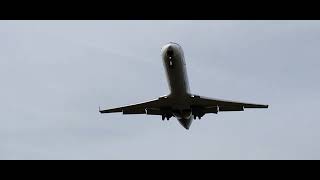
[100, 42, 268, 130]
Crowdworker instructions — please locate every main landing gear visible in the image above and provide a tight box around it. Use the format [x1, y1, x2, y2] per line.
[193, 114, 203, 120]
[162, 114, 171, 121]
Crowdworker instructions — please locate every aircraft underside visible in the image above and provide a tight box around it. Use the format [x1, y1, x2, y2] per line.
[99, 42, 268, 130]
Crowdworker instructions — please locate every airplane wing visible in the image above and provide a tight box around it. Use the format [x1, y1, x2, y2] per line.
[191, 95, 268, 112]
[99, 97, 169, 115]
[99, 95, 268, 115]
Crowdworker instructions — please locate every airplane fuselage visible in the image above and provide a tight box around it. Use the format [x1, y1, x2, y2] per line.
[161, 43, 193, 129]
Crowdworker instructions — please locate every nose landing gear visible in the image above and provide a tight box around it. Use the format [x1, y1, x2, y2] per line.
[169, 59, 173, 67]
[167, 48, 174, 68]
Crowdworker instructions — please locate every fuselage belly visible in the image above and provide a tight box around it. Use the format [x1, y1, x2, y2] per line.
[161, 43, 193, 129]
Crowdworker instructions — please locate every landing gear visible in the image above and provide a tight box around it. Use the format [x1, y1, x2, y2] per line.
[191, 107, 205, 120]
[193, 115, 203, 120]
[169, 60, 173, 66]
[162, 114, 171, 121]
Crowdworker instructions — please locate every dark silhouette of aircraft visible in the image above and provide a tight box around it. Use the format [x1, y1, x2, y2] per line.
[100, 42, 268, 130]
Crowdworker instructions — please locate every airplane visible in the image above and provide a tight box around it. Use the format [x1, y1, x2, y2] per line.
[99, 42, 268, 130]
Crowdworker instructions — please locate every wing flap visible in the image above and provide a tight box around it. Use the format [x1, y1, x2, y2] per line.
[122, 108, 146, 114]
[99, 97, 170, 115]
[145, 108, 163, 115]
[191, 95, 268, 112]
[219, 106, 244, 112]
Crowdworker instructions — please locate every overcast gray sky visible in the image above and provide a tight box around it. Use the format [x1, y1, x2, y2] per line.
[1, 20, 320, 160]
